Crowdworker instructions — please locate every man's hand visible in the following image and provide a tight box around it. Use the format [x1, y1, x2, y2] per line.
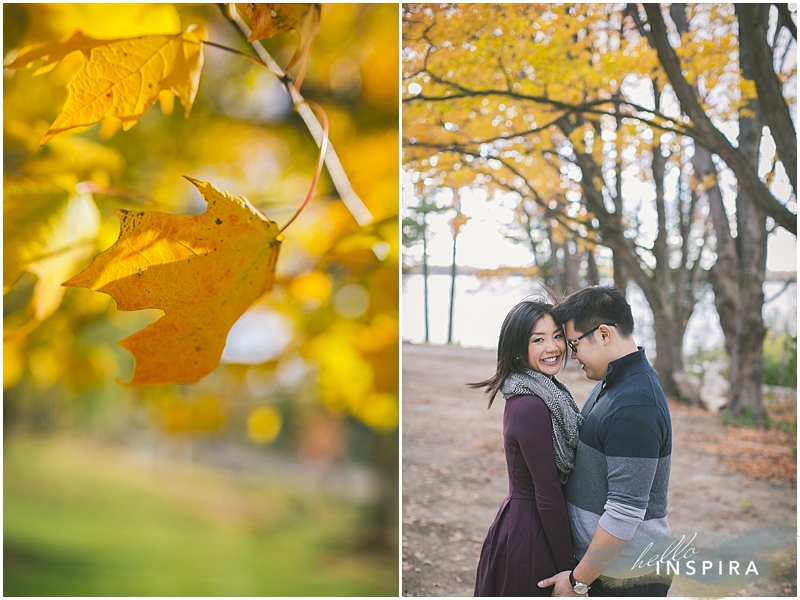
[538, 570, 585, 597]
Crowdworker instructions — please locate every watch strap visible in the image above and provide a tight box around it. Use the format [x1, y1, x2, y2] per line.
[569, 571, 591, 594]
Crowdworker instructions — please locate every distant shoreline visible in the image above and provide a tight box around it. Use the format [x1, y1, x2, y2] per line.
[401, 268, 798, 282]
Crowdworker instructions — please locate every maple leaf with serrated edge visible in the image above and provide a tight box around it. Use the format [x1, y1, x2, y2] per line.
[63, 177, 283, 386]
[236, 3, 320, 69]
[4, 26, 207, 145]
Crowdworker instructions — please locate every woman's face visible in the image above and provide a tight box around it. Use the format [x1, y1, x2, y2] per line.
[526, 314, 566, 377]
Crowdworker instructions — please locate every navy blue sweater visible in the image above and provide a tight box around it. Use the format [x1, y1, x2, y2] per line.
[565, 348, 672, 576]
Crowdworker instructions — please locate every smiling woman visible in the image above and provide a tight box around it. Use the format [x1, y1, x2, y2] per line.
[467, 299, 583, 596]
[526, 314, 566, 377]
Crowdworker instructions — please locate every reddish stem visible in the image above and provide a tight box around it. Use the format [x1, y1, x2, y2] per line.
[280, 100, 329, 233]
[293, 41, 313, 91]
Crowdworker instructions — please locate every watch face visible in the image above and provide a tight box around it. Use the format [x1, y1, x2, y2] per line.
[569, 572, 589, 594]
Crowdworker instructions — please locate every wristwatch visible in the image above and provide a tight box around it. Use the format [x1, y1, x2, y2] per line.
[569, 571, 591, 595]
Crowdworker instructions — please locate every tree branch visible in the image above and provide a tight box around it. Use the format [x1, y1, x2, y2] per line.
[776, 4, 797, 41]
[404, 82, 702, 141]
[218, 3, 373, 226]
[642, 4, 796, 234]
[736, 3, 797, 193]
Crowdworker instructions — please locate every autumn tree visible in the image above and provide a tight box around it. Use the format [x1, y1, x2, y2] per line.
[638, 3, 797, 422]
[402, 188, 448, 342]
[4, 4, 399, 586]
[403, 4, 714, 400]
[402, 3, 796, 413]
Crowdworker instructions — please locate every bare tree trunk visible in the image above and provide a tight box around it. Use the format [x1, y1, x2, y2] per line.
[689, 5, 769, 424]
[422, 212, 430, 343]
[447, 194, 463, 345]
[447, 229, 457, 344]
[522, 205, 545, 271]
[613, 96, 629, 295]
[546, 228, 563, 298]
[730, 30, 768, 423]
[694, 143, 738, 360]
[647, 98, 684, 399]
[586, 247, 600, 286]
[557, 112, 696, 401]
[736, 3, 797, 193]
[650, 296, 688, 399]
[564, 240, 581, 294]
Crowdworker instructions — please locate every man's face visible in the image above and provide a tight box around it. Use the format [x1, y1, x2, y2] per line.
[565, 320, 607, 381]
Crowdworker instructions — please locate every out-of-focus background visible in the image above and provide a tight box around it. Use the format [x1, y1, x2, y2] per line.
[4, 3, 398, 596]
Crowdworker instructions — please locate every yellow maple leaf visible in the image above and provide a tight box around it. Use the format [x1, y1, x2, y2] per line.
[4, 26, 207, 145]
[236, 3, 321, 69]
[63, 177, 283, 387]
[4, 177, 101, 324]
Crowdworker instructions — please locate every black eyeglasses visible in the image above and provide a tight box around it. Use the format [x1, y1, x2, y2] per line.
[567, 323, 617, 353]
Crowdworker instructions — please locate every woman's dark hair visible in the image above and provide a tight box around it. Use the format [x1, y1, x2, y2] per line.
[468, 298, 562, 408]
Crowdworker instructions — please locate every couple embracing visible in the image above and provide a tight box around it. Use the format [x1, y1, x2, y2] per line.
[472, 286, 673, 597]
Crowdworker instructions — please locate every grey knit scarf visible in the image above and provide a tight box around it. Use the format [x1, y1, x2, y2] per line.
[500, 369, 585, 484]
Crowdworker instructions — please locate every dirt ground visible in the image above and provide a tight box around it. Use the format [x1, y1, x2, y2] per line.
[401, 343, 796, 597]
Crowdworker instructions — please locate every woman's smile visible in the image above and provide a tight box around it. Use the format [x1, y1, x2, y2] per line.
[527, 315, 566, 376]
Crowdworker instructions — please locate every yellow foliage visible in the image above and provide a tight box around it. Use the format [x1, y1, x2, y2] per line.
[351, 393, 398, 431]
[353, 313, 398, 355]
[247, 405, 283, 444]
[21, 134, 124, 179]
[307, 326, 374, 413]
[158, 396, 226, 433]
[4, 178, 101, 324]
[6, 26, 207, 144]
[4, 339, 26, 389]
[63, 178, 283, 386]
[29, 337, 71, 388]
[304, 315, 398, 430]
[4, 4, 399, 441]
[34, 4, 182, 40]
[290, 271, 332, 307]
[64, 345, 116, 392]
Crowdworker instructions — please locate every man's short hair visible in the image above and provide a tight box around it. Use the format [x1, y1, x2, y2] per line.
[552, 285, 634, 337]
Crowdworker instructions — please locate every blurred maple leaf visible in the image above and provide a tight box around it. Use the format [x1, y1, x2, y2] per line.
[4, 177, 101, 326]
[63, 177, 283, 386]
[4, 26, 207, 145]
[236, 3, 321, 69]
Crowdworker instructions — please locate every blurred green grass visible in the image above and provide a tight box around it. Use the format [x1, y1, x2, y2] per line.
[4, 434, 397, 596]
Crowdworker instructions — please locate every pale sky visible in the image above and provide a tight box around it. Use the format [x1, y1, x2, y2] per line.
[402, 161, 798, 274]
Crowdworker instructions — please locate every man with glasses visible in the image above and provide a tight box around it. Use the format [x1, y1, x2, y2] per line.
[538, 285, 672, 597]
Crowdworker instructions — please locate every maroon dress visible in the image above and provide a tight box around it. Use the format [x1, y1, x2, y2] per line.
[474, 394, 577, 596]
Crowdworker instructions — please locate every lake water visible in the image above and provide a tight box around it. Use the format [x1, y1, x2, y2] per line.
[402, 274, 797, 357]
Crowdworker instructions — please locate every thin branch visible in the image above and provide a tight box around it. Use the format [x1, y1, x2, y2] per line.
[202, 40, 279, 74]
[776, 3, 798, 41]
[404, 86, 700, 140]
[280, 100, 328, 232]
[764, 279, 793, 304]
[218, 3, 373, 227]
